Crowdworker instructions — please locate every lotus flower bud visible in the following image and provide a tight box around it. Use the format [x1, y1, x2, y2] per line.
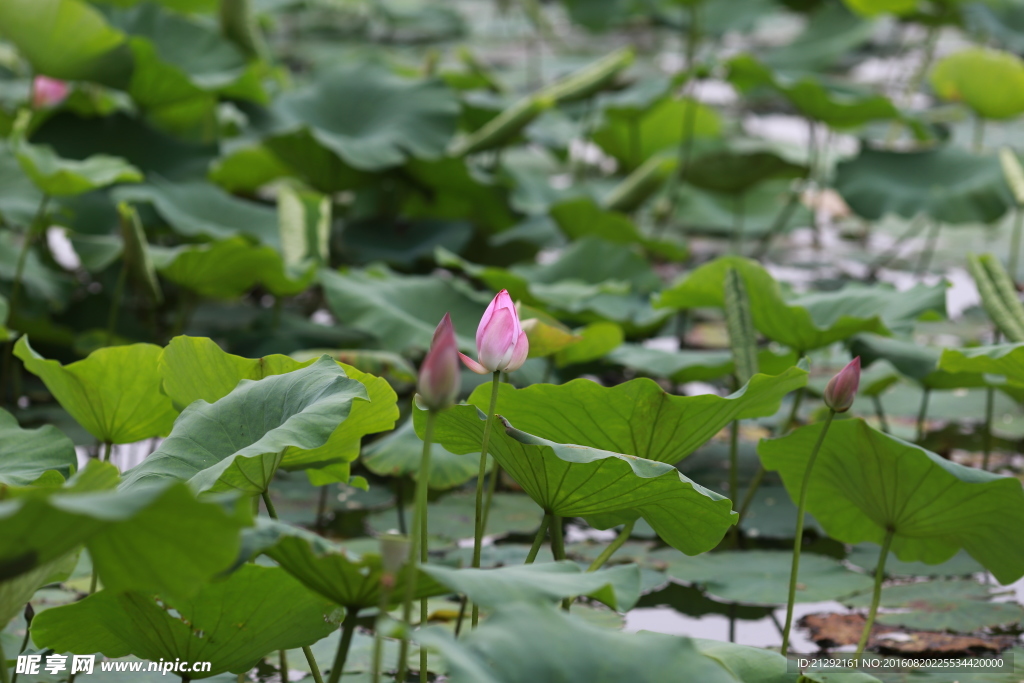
[31, 76, 69, 109]
[379, 533, 410, 574]
[418, 313, 460, 411]
[824, 357, 861, 413]
[459, 289, 529, 374]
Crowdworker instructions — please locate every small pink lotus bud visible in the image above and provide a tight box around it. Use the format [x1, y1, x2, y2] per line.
[31, 76, 69, 109]
[459, 290, 529, 375]
[418, 313, 460, 411]
[824, 357, 861, 413]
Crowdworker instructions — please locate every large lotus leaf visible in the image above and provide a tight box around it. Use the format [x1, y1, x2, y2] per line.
[965, 1, 1024, 53]
[656, 256, 945, 351]
[420, 562, 640, 611]
[150, 237, 315, 299]
[834, 146, 1013, 224]
[674, 179, 813, 238]
[762, 1, 875, 72]
[121, 357, 367, 494]
[415, 602, 742, 683]
[158, 336, 397, 483]
[362, 419, 485, 490]
[759, 418, 1024, 584]
[649, 549, 873, 605]
[939, 343, 1024, 385]
[116, 179, 280, 246]
[244, 518, 447, 610]
[843, 579, 1024, 632]
[607, 345, 798, 384]
[402, 157, 516, 232]
[419, 405, 737, 555]
[850, 333, 995, 391]
[0, 0, 130, 84]
[0, 143, 45, 225]
[14, 337, 177, 444]
[31, 564, 339, 678]
[592, 96, 721, 170]
[843, 0, 917, 16]
[548, 197, 687, 260]
[0, 552, 78, 628]
[465, 368, 806, 466]
[0, 467, 244, 600]
[728, 55, 899, 129]
[340, 218, 472, 268]
[320, 266, 489, 353]
[265, 64, 459, 171]
[930, 48, 1024, 120]
[681, 148, 806, 195]
[365, 491, 543, 542]
[0, 408, 77, 487]
[13, 138, 142, 197]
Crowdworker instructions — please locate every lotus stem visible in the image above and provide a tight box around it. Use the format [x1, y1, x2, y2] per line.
[102, 442, 113, 464]
[480, 463, 502, 536]
[1009, 210, 1023, 283]
[549, 515, 570, 611]
[783, 387, 806, 433]
[261, 490, 279, 520]
[587, 520, 635, 572]
[525, 513, 551, 565]
[327, 609, 359, 683]
[470, 371, 501, 628]
[780, 409, 836, 656]
[105, 263, 128, 347]
[983, 386, 995, 471]
[395, 477, 407, 535]
[302, 647, 324, 683]
[854, 527, 895, 659]
[915, 388, 931, 443]
[9, 606, 32, 683]
[0, 634, 9, 683]
[735, 464, 765, 527]
[278, 649, 288, 682]
[371, 580, 393, 683]
[872, 395, 890, 434]
[316, 485, 330, 531]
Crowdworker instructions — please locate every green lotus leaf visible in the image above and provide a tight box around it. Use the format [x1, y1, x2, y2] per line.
[278, 184, 330, 268]
[0, 551, 78, 628]
[14, 337, 177, 444]
[607, 345, 798, 384]
[0, 294, 8, 342]
[939, 343, 1024, 385]
[0, 407, 77, 488]
[758, 418, 1024, 584]
[930, 48, 1024, 120]
[762, 1, 875, 72]
[362, 419, 486, 490]
[116, 179, 280, 246]
[843, 579, 1024, 632]
[834, 146, 1013, 224]
[466, 368, 805, 466]
[420, 561, 641, 611]
[592, 96, 720, 170]
[0, 0, 130, 84]
[850, 333, 1000, 391]
[548, 197, 687, 260]
[264, 64, 459, 171]
[553, 322, 624, 367]
[419, 404, 736, 555]
[122, 357, 367, 494]
[0, 466, 244, 600]
[12, 137, 142, 197]
[673, 179, 813, 239]
[365, 491, 543, 542]
[150, 237, 316, 299]
[244, 518, 447, 610]
[655, 256, 946, 351]
[649, 549, 873, 605]
[402, 157, 516, 232]
[680, 148, 806, 195]
[414, 602, 745, 683]
[159, 336, 398, 484]
[31, 564, 339, 678]
[842, 0, 917, 17]
[117, 202, 163, 304]
[208, 144, 291, 193]
[846, 543, 983, 577]
[320, 265, 489, 353]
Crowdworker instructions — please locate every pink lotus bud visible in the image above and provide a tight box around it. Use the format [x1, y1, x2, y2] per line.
[418, 313, 460, 411]
[459, 290, 529, 374]
[824, 357, 861, 413]
[31, 76, 69, 109]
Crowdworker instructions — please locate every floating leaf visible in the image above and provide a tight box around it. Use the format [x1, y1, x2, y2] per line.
[465, 369, 806, 466]
[607, 345, 798, 384]
[939, 343, 1024, 385]
[32, 564, 339, 678]
[842, 0, 917, 17]
[851, 333, 994, 391]
[121, 357, 367, 494]
[12, 137, 142, 196]
[649, 549, 873, 605]
[843, 579, 1024, 632]
[759, 419, 1024, 584]
[365, 492, 543, 542]
[420, 405, 737, 555]
[15, 337, 177, 444]
[549, 197, 687, 260]
[362, 419, 485, 490]
[0, 407, 77, 487]
[593, 96, 721, 170]
[930, 48, 1024, 120]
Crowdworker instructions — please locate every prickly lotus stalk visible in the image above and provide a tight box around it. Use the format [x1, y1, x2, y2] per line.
[723, 267, 758, 386]
[968, 253, 1024, 342]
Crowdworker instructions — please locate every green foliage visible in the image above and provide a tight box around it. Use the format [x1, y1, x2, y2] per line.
[0, 407, 77, 487]
[930, 48, 1024, 120]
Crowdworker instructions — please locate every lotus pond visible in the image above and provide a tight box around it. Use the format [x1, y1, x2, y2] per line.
[3, 0, 1024, 681]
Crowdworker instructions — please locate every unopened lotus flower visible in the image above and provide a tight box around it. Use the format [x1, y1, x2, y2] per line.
[460, 289, 529, 374]
[418, 313, 460, 411]
[31, 76, 69, 109]
[824, 357, 861, 413]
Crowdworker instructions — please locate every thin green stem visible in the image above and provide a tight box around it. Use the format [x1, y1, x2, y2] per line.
[261, 490, 279, 519]
[302, 646, 324, 683]
[983, 386, 995, 471]
[728, 419, 741, 546]
[854, 528, 895, 658]
[525, 513, 551, 565]
[316, 485, 330, 531]
[735, 465, 765, 526]
[10, 610, 31, 683]
[395, 477, 407, 535]
[89, 571, 99, 595]
[549, 515, 570, 611]
[872, 395, 890, 434]
[371, 582, 393, 683]
[105, 264, 128, 347]
[783, 387, 806, 433]
[915, 388, 931, 443]
[0, 633, 9, 683]
[587, 520, 635, 572]
[973, 115, 986, 153]
[102, 441, 113, 464]
[279, 649, 288, 682]
[1009, 209, 1023, 283]
[480, 462, 502, 537]
[470, 371, 501, 628]
[327, 609, 359, 683]
[780, 409, 836, 656]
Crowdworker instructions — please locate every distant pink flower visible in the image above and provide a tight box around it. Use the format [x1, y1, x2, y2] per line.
[31, 76, 69, 109]
[460, 290, 528, 374]
[418, 313, 460, 411]
[824, 357, 861, 413]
